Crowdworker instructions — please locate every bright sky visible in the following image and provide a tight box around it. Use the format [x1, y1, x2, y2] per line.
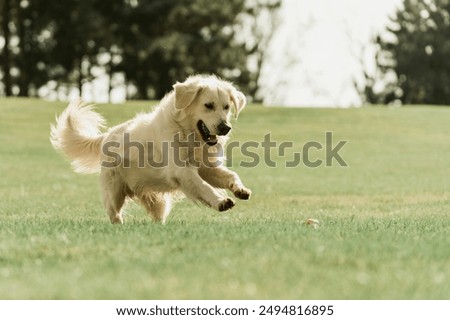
[262, 0, 403, 107]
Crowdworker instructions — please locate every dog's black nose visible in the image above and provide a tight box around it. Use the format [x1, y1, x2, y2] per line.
[217, 122, 231, 136]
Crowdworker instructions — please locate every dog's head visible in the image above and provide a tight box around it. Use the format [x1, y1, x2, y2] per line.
[173, 75, 246, 146]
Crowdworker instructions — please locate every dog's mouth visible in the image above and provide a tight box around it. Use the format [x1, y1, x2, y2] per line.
[197, 120, 218, 146]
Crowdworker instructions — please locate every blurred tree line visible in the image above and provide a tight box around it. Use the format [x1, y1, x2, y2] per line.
[0, 0, 280, 101]
[358, 0, 450, 105]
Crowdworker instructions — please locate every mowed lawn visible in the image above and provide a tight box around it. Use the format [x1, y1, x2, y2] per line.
[0, 98, 449, 299]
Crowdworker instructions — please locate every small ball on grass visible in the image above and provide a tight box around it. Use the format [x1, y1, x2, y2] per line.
[305, 218, 320, 229]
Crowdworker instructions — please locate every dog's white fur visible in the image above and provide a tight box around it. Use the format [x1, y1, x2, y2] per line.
[50, 75, 251, 224]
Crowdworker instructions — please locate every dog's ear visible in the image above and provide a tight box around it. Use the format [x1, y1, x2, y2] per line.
[173, 82, 203, 109]
[229, 89, 247, 119]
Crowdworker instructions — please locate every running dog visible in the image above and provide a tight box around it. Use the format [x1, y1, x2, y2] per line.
[50, 75, 251, 224]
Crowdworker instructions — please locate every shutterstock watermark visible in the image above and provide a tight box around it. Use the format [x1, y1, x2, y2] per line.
[101, 131, 349, 169]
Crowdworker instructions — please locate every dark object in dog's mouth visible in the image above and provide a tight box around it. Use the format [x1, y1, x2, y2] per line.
[197, 120, 218, 146]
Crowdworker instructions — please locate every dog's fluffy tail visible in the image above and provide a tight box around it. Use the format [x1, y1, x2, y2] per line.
[50, 99, 106, 174]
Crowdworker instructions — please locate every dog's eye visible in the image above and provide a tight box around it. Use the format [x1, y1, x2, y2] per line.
[224, 104, 230, 111]
[204, 102, 214, 110]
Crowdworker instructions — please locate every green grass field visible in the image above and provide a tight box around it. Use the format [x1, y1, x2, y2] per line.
[0, 98, 449, 299]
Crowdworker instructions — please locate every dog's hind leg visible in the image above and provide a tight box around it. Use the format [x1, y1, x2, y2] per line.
[138, 192, 172, 224]
[100, 169, 126, 224]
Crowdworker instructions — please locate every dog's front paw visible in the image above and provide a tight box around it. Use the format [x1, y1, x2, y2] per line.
[218, 198, 235, 212]
[233, 187, 252, 200]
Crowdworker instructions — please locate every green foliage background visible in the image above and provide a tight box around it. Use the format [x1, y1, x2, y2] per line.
[0, 0, 280, 100]
[362, 0, 450, 105]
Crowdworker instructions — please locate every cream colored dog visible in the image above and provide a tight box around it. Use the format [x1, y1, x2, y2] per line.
[50, 75, 251, 224]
